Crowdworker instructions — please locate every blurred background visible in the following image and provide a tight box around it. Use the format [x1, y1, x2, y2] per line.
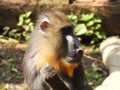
[0, 0, 120, 90]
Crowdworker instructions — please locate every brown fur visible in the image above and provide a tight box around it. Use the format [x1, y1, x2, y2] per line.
[22, 11, 92, 90]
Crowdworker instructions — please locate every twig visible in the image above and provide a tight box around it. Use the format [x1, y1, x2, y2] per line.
[83, 53, 103, 64]
[84, 53, 120, 68]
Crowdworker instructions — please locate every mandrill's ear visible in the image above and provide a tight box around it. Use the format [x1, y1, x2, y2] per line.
[39, 16, 50, 31]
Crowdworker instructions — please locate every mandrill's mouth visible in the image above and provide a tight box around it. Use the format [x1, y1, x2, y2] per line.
[66, 47, 83, 63]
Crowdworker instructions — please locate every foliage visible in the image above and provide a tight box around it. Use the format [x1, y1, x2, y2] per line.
[2, 11, 106, 44]
[68, 13, 106, 44]
[0, 40, 24, 89]
[85, 63, 103, 87]
[3, 11, 34, 41]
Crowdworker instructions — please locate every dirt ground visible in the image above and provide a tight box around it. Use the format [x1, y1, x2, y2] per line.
[0, 38, 108, 90]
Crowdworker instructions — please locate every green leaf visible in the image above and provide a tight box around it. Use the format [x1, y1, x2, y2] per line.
[80, 13, 94, 21]
[28, 22, 34, 31]
[25, 34, 30, 40]
[28, 22, 33, 27]
[94, 24, 101, 30]
[3, 26, 10, 35]
[23, 25, 29, 31]
[74, 24, 87, 36]
[25, 11, 32, 18]
[93, 18, 102, 23]
[25, 19, 31, 24]
[86, 30, 93, 36]
[68, 13, 77, 20]
[86, 20, 95, 27]
[19, 14, 26, 19]
[3, 26, 10, 31]
[17, 20, 23, 26]
[97, 32, 106, 39]
[92, 63, 100, 71]
[72, 15, 77, 20]
[95, 32, 103, 39]
[19, 16, 24, 21]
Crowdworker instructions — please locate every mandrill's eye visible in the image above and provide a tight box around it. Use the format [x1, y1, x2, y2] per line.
[61, 25, 74, 36]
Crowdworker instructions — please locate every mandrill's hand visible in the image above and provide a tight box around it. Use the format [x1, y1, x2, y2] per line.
[40, 63, 56, 80]
[40, 63, 69, 90]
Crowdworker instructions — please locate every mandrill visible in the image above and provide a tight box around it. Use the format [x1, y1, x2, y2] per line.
[22, 11, 92, 90]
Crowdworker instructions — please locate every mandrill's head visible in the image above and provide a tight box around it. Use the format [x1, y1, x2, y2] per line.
[28, 11, 83, 77]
